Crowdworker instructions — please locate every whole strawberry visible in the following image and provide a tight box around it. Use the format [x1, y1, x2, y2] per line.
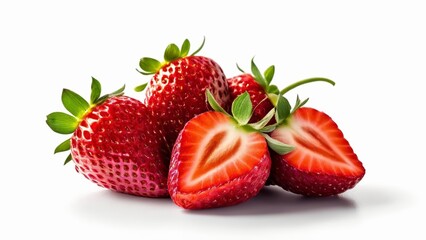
[227, 59, 277, 123]
[46, 78, 169, 197]
[269, 95, 365, 197]
[168, 90, 290, 209]
[135, 38, 231, 151]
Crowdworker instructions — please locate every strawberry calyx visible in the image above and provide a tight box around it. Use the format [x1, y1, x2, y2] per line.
[206, 90, 294, 155]
[136, 37, 206, 76]
[46, 77, 125, 164]
[237, 57, 280, 97]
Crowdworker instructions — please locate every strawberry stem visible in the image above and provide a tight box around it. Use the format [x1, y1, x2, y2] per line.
[280, 77, 335, 95]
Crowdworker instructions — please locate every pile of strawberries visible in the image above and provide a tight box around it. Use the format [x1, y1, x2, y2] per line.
[46, 38, 365, 210]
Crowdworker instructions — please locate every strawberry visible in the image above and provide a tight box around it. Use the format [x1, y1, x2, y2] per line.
[46, 78, 169, 197]
[167, 90, 290, 209]
[227, 59, 277, 123]
[228, 59, 337, 125]
[135, 38, 231, 151]
[269, 105, 365, 197]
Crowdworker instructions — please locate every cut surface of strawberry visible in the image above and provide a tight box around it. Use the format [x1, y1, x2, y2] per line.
[270, 107, 365, 196]
[168, 111, 271, 209]
[167, 91, 294, 209]
[174, 111, 268, 193]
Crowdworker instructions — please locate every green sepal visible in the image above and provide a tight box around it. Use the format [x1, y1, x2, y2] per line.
[267, 84, 280, 95]
[54, 138, 71, 154]
[250, 58, 268, 89]
[139, 57, 162, 74]
[64, 153, 73, 165]
[231, 92, 253, 125]
[264, 65, 275, 84]
[90, 77, 101, 104]
[164, 43, 180, 62]
[181, 39, 190, 57]
[96, 85, 125, 104]
[134, 83, 148, 92]
[248, 108, 275, 130]
[275, 94, 291, 124]
[62, 89, 89, 118]
[190, 36, 205, 56]
[291, 95, 309, 114]
[262, 133, 295, 155]
[46, 112, 78, 134]
[206, 89, 230, 117]
[259, 124, 277, 133]
[236, 63, 245, 73]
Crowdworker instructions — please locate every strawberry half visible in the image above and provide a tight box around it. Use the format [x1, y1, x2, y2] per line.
[46, 78, 169, 197]
[168, 90, 290, 209]
[136, 38, 231, 151]
[270, 106, 365, 197]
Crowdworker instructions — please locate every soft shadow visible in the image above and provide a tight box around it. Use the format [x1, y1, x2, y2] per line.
[185, 186, 356, 216]
[70, 190, 177, 227]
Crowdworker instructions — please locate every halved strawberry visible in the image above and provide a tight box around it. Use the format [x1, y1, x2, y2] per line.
[46, 78, 169, 197]
[168, 91, 289, 209]
[270, 107, 365, 197]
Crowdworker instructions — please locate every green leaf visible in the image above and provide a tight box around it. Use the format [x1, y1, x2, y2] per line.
[190, 36, 205, 56]
[262, 133, 295, 155]
[275, 94, 291, 124]
[251, 58, 267, 89]
[54, 138, 71, 154]
[248, 108, 275, 130]
[231, 92, 253, 125]
[64, 153, 73, 165]
[134, 83, 148, 92]
[139, 57, 161, 74]
[206, 89, 229, 116]
[164, 43, 180, 62]
[61, 89, 89, 118]
[181, 39, 190, 57]
[90, 77, 101, 104]
[264, 65, 275, 84]
[46, 112, 78, 134]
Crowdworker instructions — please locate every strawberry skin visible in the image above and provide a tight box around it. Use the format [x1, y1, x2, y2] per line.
[71, 96, 169, 197]
[146, 56, 231, 150]
[227, 73, 274, 123]
[270, 107, 365, 197]
[168, 111, 271, 209]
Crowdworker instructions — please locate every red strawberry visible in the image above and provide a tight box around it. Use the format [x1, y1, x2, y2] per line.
[227, 59, 277, 123]
[167, 91, 288, 209]
[46, 78, 169, 197]
[136, 38, 231, 151]
[270, 107, 365, 197]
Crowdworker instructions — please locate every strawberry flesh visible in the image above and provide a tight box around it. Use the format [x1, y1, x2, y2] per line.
[168, 111, 271, 209]
[270, 107, 365, 196]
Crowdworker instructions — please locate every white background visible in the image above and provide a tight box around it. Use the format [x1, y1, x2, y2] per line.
[1, 0, 425, 239]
